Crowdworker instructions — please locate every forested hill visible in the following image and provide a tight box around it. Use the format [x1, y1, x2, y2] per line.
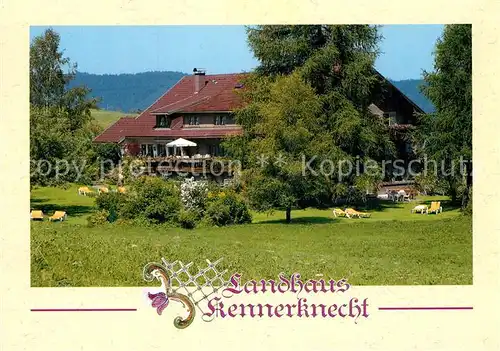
[70, 71, 435, 113]
[68, 71, 187, 113]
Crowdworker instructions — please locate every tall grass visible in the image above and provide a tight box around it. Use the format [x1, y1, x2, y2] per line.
[31, 216, 472, 287]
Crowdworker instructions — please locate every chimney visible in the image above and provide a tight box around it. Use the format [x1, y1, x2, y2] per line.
[193, 68, 206, 93]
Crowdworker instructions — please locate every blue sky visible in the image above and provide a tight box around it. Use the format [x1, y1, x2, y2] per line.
[30, 25, 444, 81]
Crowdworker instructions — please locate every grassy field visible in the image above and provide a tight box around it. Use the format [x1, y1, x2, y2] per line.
[30, 184, 472, 287]
[31, 184, 462, 225]
[91, 109, 137, 129]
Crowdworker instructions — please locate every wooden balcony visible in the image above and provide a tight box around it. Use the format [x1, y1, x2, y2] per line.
[135, 155, 238, 175]
[137, 155, 218, 162]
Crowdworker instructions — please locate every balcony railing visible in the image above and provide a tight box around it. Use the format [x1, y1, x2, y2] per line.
[135, 155, 237, 175]
[137, 154, 220, 161]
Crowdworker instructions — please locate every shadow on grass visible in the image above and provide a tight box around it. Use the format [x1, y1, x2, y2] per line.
[30, 198, 94, 217]
[420, 199, 461, 212]
[255, 216, 340, 225]
[357, 198, 461, 213]
[31, 197, 49, 204]
[355, 199, 406, 212]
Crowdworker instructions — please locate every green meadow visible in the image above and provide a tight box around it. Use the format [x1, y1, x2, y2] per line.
[31, 184, 472, 287]
[91, 109, 137, 129]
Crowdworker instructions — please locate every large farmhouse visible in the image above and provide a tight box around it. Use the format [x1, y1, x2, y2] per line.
[94, 68, 424, 178]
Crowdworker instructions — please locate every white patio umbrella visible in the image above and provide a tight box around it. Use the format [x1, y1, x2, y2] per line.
[166, 138, 197, 157]
[166, 138, 197, 147]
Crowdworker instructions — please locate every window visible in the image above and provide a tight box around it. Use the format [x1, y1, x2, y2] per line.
[210, 144, 224, 156]
[156, 115, 170, 128]
[140, 144, 154, 156]
[158, 144, 166, 157]
[214, 115, 227, 125]
[186, 116, 200, 126]
[383, 111, 397, 126]
[405, 142, 413, 154]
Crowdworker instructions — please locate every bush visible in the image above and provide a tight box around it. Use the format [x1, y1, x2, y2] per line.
[126, 177, 181, 224]
[130, 216, 158, 228]
[414, 173, 435, 195]
[204, 190, 252, 226]
[205, 201, 232, 226]
[178, 209, 199, 229]
[120, 156, 147, 184]
[87, 209, 110, 227]
[92, 176, 251, 228]
[414, 173, 448, 196]
[95, 192, 127, 222]
[114, 218, 134, 226]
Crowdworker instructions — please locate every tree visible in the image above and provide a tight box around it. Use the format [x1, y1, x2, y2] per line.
[30, 28, 70, 108]
[418, 24, 472, 209]
[247, 25, 382, 107]
[225, 25, 392, 222]
[30, 107, 73, 184]
[246, 25, 393, 160]
[30, 28, 98, 130]
[237, 73, 336, 222]
[30, 28, 103, 185]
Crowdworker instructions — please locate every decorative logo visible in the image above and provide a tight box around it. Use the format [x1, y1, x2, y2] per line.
[143, 257, 229, 329]
[144, 258, 370, 329]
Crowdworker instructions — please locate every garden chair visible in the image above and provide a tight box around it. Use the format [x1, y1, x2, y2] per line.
[30, 210, 44, 221]
[428, 201, 442, 214]
[344, 208, 359, 218]
[49, 211, 67, 222]
[332, 208, 347, 218]
[345, 208, 371, 218]
[397, 190, 406, 202]
[78, 186, 91, 196]
[411, 204, 428, 214]
[387, 190, 397, 202]
[98, 187, 109, 194]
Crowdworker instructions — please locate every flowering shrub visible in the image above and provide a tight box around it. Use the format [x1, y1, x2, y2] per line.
[92, 176, 251, 228]
[180, 177, 208, 213]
